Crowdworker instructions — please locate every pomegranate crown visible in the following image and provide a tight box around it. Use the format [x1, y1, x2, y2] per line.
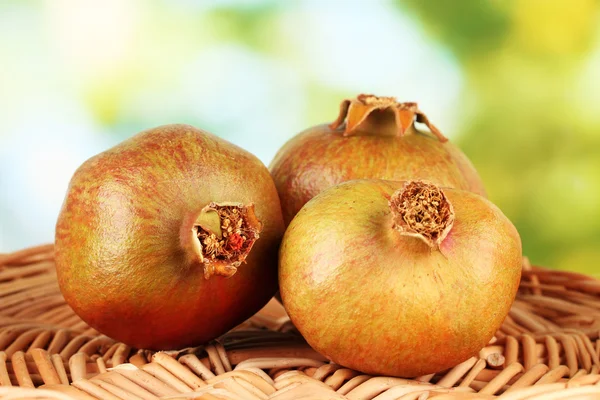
[182, 202, 262, 279]
[389, 180, 455, 250]
[329, 94, 448, 142]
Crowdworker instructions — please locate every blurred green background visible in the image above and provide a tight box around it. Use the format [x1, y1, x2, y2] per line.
[1, 0, 599, 276]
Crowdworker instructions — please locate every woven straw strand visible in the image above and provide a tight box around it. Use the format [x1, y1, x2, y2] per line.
[2, 245, 600, 399]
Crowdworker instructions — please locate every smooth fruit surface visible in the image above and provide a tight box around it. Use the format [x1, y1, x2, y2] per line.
[270, 95, 486, 225]
[55, 124, 284, 350]
[279, 179, 521, 377]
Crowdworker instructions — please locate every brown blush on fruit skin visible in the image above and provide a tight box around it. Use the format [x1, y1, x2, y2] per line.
[278, 179, 522, 378]
[55, 124, 285, 350]
[270, 96, 486, 226]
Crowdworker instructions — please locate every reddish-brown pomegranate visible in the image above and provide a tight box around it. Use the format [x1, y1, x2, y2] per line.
[270, 94, 486, 225]
[279, 179, 521, 377]
[55, 124, 285, 350]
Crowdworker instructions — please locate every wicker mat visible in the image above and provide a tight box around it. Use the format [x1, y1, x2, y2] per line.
[1, 245, 600, 399]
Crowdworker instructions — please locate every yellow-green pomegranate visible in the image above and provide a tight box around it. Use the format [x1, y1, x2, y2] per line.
[279, 179, 521, 377]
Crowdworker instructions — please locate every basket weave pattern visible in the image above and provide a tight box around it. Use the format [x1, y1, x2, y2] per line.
[1, 245, 600, 399]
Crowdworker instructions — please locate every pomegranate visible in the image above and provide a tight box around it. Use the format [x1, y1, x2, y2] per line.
[55, 124, 285, 350]
[279, 179, 522, 377]
[270, 94, 486, 225]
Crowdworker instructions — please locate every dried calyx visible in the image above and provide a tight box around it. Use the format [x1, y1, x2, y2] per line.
[329, 94, 447, 142]
[389, 181, 455, 250]
[194, 202, 261, 279]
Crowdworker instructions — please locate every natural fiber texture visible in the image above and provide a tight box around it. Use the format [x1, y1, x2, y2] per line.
[1, 246, 600, 399]
[390, 181, 454, 248]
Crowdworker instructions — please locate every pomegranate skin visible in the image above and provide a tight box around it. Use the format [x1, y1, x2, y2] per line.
[55, 124, 285, 350]
[270, 124, 486, 226]
[279, 179, 521, 378]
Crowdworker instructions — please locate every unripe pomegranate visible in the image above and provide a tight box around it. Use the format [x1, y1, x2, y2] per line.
[279, 179, 521, 377]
